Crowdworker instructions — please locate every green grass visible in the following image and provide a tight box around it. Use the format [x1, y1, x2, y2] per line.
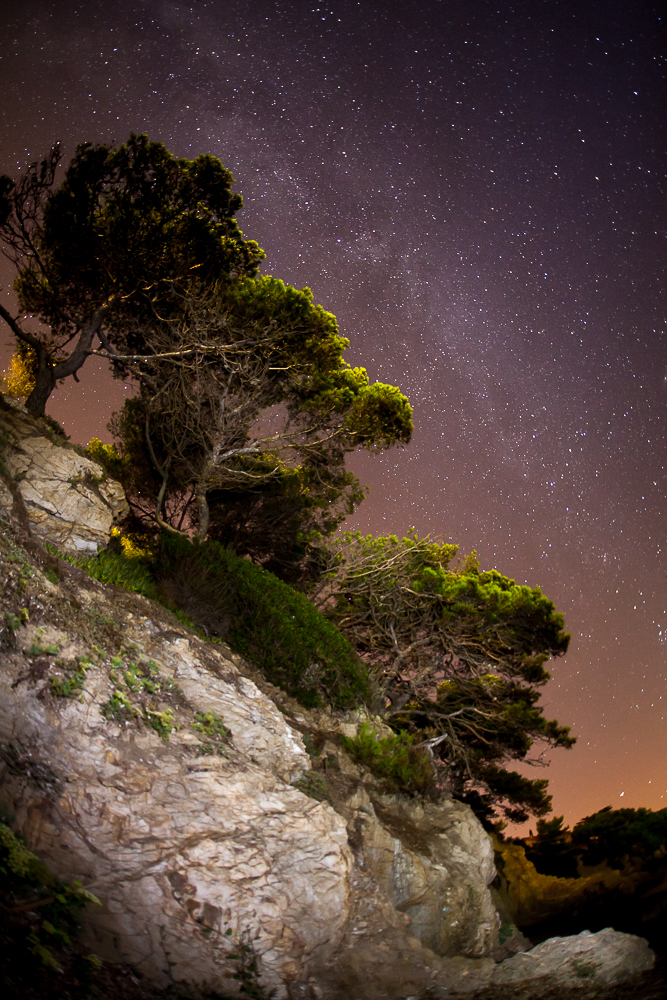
[68, 546, 158, 597]
[26, 641, 59, 657]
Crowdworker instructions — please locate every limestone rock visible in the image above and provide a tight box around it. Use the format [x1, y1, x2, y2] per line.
[0, 595, 350, 996]
[0, 505, 504, 999]
[490, 927, 655, 998]
[328, 783, 499, 959]
[0, 396, 128, 552]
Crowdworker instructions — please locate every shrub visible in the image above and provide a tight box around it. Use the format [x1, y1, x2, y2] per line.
[156, 533, 371, 709]
[341, 722, 435, 794]
[0, 818, 100, 980]
[85, 438, 128, 481]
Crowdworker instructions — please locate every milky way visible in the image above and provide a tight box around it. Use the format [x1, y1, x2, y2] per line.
[1, 0, 666, 830]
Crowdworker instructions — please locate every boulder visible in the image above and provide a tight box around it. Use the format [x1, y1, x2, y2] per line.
[490, 927, 656, 998]
[0, 395, 128, 552]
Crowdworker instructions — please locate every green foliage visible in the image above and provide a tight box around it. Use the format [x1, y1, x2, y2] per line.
[193, 710, 232, 755]
[498, 921, 515, 944]
[341, 723, 435, 795]
[26, 640, 59, 657]
[47, 525, 571, 820]
[85, 437, 129, 482]
[344, 380, 415, 451]
[519, 814, 583, 878]
[2, 135, 413, 582]
[101, 654, 179, 740]
[143, 708, 176, 741]
[102, 687, 136, 722]
[0, 138, 265, 417]
[536, 814, 569, 840]
[572, 805, 667, 867]
[0, 820, 100, 977]
[156, 533, 370, 709]
[205, 461, 366, 586]
[319, 531, 573, 823]
[323, 531, 569, 681]
[50, 655, 95, 699]
[109, 272, 412, 560]
[5, 607, 29, 631]
[62, 544, 158, 599]
[0, 823, 50, 881]
[0, 134, 264, 400]
[46, 530, 368, 713]
[460, 767, 553, 830]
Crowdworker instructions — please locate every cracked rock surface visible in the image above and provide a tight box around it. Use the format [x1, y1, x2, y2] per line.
[0, 395, 128, 552]
[0, 507, 502, 999]
[0, 542, 351, 996]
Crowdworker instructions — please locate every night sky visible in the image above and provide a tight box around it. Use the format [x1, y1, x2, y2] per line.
[1, 0, 666, 833]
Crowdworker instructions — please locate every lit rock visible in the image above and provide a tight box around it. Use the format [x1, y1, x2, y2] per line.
[0, 602, 350, 997]
[0, 395, 128, 552]
[490, 927, 655, 997]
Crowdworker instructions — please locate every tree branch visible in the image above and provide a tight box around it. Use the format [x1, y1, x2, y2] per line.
[0, 302, 43, 351]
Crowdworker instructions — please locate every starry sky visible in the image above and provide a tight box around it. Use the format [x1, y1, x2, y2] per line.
[1, 0, 666, 833]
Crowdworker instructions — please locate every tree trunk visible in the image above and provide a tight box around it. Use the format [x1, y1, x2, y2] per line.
[14, 303, 113, 418]
[196, 485, 210, 541]
[24, 348, 55, 418]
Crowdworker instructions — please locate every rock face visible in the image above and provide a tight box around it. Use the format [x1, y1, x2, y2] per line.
[0, 395, 128, 552]
[0, 592, 347, 995]
[326, 781, 499, 959]
[0, 518, 503, 999]
[0, 406, 656, 999]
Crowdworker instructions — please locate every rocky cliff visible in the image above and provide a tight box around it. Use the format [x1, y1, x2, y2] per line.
[0, 396, 655, 999]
